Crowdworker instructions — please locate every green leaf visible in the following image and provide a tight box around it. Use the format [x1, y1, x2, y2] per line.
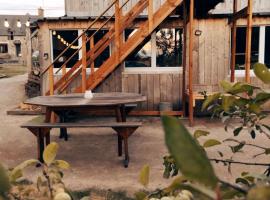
[255, 92, 270, 104]
[162, 116, 218, 188]
[134, 191, 148, 200]
[0, 164, 11, 196]
[233, 127, 243, 136]
[201, 93, 221, 111]
[203, 139, 221, 148]
[54, 192, 72, 200]
[194, 130, 210, 139]
[164, 176, 187, 193]
[230, 142, 245, 153]
[222, 96, 236, 112]
[227, 83, 258, 96]
[247, 186, 270, 200]
[220, 80, 233, 92]
[53, 160, 70, 170]
[235, 178, 250, 186]
[253, 63, 270, 84]
[139, 165, 150, 187]
[249, 104, 261, 114]
[9, 169, 23, 183]
[43, 142, 59, 166]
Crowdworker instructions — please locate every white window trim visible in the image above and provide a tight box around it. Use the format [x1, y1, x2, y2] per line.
[234, 25, 267, 77]
[124, 30, 183, 73]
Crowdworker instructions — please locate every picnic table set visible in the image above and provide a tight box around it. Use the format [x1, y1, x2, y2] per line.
[21, 92, 146, 168]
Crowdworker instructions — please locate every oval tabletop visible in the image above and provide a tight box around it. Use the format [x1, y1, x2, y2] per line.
[24, 93, 147, 107]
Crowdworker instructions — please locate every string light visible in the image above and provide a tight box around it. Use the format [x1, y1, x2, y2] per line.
[52, 31, 80, 49]
[25, 19, 30, 27]
[17, 19, 22, 28]
[4, 19, 9, 28]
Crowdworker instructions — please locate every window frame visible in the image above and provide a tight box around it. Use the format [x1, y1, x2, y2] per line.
[124, 27, 183, 74]
[233, 25, 269, 77]
[0, 43, 8, 54]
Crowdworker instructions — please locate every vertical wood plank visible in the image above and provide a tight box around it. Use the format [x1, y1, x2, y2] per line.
[188, 0, 194, 126]
[81, 33, 87, 92]
[182, 0, 187, 115]
[153, 74, 160, 111]
[230, 0, 238, 82]
[140, 74, 148, 110]
[245, 0, 253, 83]
[147, 74, 154, 110]
[160, 74, 167, 102]
[49, 64, 54, 95]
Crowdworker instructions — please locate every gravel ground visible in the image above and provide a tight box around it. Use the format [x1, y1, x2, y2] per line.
[0, 74, 269, 197]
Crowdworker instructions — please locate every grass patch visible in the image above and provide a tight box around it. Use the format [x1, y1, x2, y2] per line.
[0, 65, 27, 78]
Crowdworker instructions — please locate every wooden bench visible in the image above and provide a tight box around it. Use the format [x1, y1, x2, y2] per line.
[21, 117, 142, 168]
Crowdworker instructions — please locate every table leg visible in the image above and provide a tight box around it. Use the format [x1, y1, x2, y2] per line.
[115, 106, 123, 156]
[37, 128, 45, 163]
[59, 113, 68, 141]
[120, 104, 127, 122]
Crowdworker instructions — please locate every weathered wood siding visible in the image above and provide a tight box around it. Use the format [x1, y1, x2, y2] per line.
[65, 0, 166, 17]
[211, 0, 270, 14]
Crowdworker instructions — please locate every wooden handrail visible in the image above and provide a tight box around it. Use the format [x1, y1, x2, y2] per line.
[41, 0, 119, 76]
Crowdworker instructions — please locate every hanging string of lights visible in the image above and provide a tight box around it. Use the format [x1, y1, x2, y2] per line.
[52, 30, 80, 49]
[4, 18, 30, 28]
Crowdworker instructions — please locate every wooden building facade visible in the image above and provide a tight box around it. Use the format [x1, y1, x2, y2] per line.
[35, 0, 270, 113]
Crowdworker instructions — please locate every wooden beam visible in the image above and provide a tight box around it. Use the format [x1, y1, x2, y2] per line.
[245, 0, 253, 83]
[188, 0, 194, 126]
[230, 0, 237, 82]
[48, 65, 54, 96]
[115, 0, 121, 62]
[129, 111, 183, 116]
[62, 64, 67, 94]
[90, 37, 95, 83]
[229, 6, 248, 23]
[148, 0, 154, 33]
[182, 0, 187, 116]
[82, 33, 87, 92]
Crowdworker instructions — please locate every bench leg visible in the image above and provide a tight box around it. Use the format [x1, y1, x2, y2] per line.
[59, 115, 68, 141]
[37, 129, 45, 163]
[118, 134, 122, 157]
[122, 134, 129, 168]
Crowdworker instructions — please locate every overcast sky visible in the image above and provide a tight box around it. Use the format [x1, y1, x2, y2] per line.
[0, 0, 65, 16]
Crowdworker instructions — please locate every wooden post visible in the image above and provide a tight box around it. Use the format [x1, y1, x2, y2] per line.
[48, 64, 54, 95]
[115, 0, 121, 62]
[90, 37, 95, 82]
[188, 0, 194, 126]
[62, 64, 67, 94]
[182, 0, 187, 116]
[230, 0, 237, 82]
[245, 0, 253, 83]
[82, 33, 87, 92]
[148, 0, 154, 33]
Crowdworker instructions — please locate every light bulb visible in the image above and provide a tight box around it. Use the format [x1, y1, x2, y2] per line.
[57, 35, 61, 39]
[4, 19, 9, 28]
[52, 31, 56, 35]
[17, 20, 22, 28]
[25, 20, 30, 27]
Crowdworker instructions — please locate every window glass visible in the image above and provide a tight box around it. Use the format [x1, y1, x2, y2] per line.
[52, 30, 78, 68]
[8, 31, 14, 40]
[125, 29, 152, 67]
[15, 44, 21, 57]
[0, 44, 8, 53]
[235, 27, 259, 70]
[156, 28, 183, 67]
[265, 26, 270, 67]
[86, 29, 110, 68]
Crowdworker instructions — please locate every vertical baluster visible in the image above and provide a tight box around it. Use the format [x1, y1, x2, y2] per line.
[245, 0, 253, 83]
[115, 0, 121, 62]
[148, 0, 153, 33]
[62, 64, 67, 94]
[82, 33, 87, 92]
[49, 64, 54, 95]
[90, 36, 95, 83]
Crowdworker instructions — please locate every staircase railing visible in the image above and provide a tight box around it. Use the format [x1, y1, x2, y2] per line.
[41, 0, 134, 95]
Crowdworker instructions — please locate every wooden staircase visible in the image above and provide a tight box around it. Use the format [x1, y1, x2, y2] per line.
[42, 0, 184, 95]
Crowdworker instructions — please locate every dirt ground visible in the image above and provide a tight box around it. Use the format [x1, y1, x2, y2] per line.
[0, 74, 269, 197]
[0, 64, 27, 78]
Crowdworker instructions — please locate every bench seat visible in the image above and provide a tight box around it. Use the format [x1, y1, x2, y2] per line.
[21, 117, 142, 168]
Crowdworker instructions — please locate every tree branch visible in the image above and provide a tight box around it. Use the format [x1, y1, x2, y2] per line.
[210, 158, 270, 166]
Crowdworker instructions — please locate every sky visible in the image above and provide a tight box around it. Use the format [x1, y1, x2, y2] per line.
[0, 0, 65, 17]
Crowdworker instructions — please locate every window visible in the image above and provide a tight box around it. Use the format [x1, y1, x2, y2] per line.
[86, 29, 110, 68]
[265, 26, 270, 67]
[0, 44, 8, 53]
[156, 28, 183, 67]
[8, 31, 14, 40]
[124, 28, 183, 69]
[15, 44, 21, 57]
[235, 27, 259, 70]
[125, 29, 152, 67]
[52, 30, 78, 68]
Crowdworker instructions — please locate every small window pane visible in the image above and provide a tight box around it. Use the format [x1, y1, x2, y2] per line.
[0, 44, 8, 53]
[156, 28, 183, 67]
[15, 44, 21, 57]
[86, 29, 110, 68]
[52, 30, 79, 68]
[265, 26, 270, 68]
[235, 27, 259, 70]
[125, 29, 151, 67]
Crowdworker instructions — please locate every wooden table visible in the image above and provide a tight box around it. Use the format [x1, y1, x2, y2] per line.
[24, 92, 146, 165]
